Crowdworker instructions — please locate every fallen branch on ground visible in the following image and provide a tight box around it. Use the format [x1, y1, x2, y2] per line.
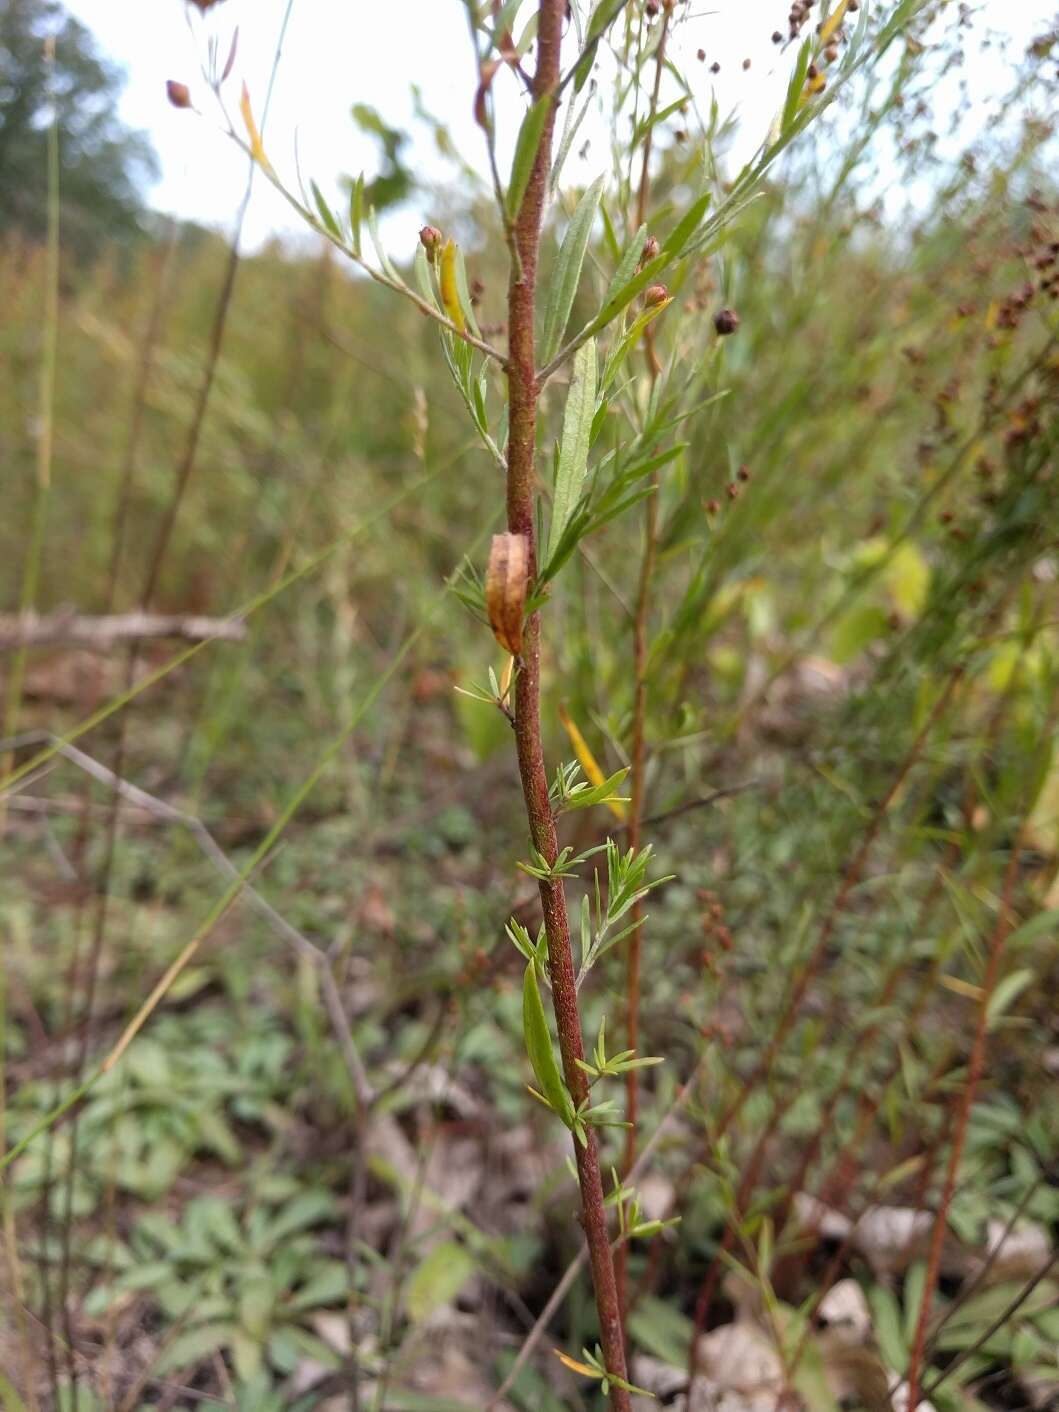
[0, 610, 246, 652]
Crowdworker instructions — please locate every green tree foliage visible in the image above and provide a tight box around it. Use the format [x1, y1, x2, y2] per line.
[0, 0, 156, 255]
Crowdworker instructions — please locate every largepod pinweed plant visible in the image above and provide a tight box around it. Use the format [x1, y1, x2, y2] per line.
[167, 1, 945, 1404]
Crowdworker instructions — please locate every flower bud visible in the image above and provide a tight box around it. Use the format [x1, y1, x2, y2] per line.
[714, 307, 740, 336]
[644, 284, 669, 307]
[642, 234, 660, 262]
[419, 225, 443, 256]
[166, 80, 192, 110]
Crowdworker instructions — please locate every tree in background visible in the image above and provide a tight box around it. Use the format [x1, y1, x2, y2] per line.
[0, 0, 156, 256]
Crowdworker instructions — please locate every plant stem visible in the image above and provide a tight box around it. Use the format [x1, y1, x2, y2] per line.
[505, 3, 630, 1406]
[903, 814, 1029, 1408]
[618, 1, 670, 1320]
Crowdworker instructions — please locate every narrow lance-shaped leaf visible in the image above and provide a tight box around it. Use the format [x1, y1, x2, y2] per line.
[349, 173, 364, 257]
[603, 222, 647, 308]
[508, 90, 553, 220]
[522, 961, 576, 1127]
[310, 180, 342, 240]
[440, 239, 467, 332]
[540, 174, 605, 367]
[239, 83, 272, 173]
[547, 338, 597, 564]
[572, 0, 627, 92]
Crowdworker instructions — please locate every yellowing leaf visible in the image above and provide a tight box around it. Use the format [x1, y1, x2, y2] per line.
[939, 974, 984, 1002]
[439, 239, 466, 333]
[554, 1349, 598, 1378]
[819, 0, 851, 47]
[885, 542, 930, 618]
[239, 83, 271, 173]
[558, 704, 626, 820]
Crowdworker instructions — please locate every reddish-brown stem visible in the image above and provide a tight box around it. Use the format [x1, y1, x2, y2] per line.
[618, 3, 670, 1319]
[505, 4, 630, 1406]
[903, 820, 1028, 1408]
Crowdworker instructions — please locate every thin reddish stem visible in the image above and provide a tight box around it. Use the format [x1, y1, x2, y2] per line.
[505, 4, 630, 1405]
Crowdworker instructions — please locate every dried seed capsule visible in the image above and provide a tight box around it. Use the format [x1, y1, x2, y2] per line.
[644, 283, 669, 307]
[486, 533, 529, 657]
[642, 234, 660, 262]
[714, 307, 740, 335]
[166, 79, 192, 109]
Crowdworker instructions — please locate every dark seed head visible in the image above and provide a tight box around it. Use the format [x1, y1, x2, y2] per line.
[714, 307, 740, 336]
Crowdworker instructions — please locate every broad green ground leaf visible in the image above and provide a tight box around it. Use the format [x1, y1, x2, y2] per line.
[406, 1241, 477, 1322]
[154, 1322, 239, 1375]
[886, 542, 930, 617]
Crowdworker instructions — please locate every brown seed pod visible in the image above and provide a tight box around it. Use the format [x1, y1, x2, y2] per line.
[644, 283, 669, 307]
[714, 306, 740, 336]
[486, 533, 529, 657]
[166, 80, 192, 109]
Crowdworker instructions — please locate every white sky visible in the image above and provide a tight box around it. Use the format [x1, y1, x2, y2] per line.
[65, 1, 1057, 250]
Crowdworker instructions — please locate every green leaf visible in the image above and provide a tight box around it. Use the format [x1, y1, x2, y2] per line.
[547, 339, 597, 565]
[986, 968, 1034, 1028]
[602, 222, 647, 308]
[231, 1327, 264, 1382]
[310, 180, 342, 240]
[830, 603, 888, 663]
[886, 542, 930, 617]
[573, 0, 627, 92]
[508, 92, 553, 220]
[782, 39, 813, 133]
[1008, 909, 1059, 949]
[522, 961, 575, 1127]
[154, 1322, 239, 1375]
[288, 1260, 349, 1312]
[239, 1271, 275, 1339]
[868, 1284, 906, 1373]
[626, 1295, 694, 1368]
[349, 173, 365, 256]
[903, 1261, 928, 1350]
[406, 1240, 477, 1322]
[125, 1037, 170, 1087]
[0, 1373, 28, 1412]
[259, 1190, 337, 1251]
[540, 174, 605, 367]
